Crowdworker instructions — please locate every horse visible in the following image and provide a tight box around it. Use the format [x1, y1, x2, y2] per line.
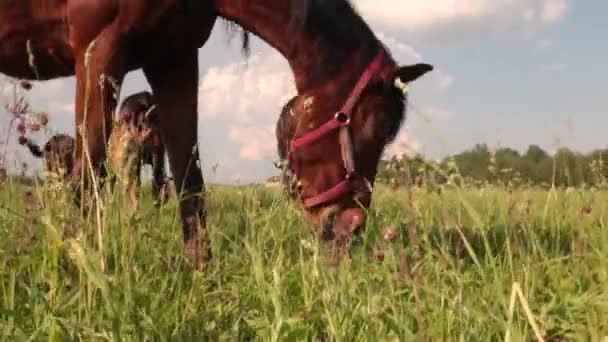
[0, 1, 432, 268]
[21, 133, 75, 180]
[20, 92, 170, 207]
[107, 91, 170, 209]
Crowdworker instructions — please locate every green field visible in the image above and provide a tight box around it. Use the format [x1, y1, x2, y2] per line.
[0, 177, 607, 341]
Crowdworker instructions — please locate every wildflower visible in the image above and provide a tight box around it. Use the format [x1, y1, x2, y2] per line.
[35, 112, 49, 126]
[383, 227, 397, 241]
[17, 119, 27, 135]
[28, 121, 41, 132]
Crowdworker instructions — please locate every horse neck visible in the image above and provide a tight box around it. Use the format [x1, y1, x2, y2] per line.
[220, 1, 383, 93]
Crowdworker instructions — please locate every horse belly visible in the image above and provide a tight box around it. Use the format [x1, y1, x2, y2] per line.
[0, 1, 74, 80]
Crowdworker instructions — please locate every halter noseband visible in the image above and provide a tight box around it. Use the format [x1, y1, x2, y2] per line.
[288, 51, 392, 208]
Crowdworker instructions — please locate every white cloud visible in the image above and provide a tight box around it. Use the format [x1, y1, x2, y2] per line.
[227, 124, 275, 160]
[437, 74, 454, 89]
[523, 8, 536, 22]
[384, 131, 423, 158]
[413, 106, 455, 123]
[60, 103, 75, 115]
[31, 78, 67, 97]
[198, 53, 295, 125]
[383, 106, 454, 158]
[541, 0, 567, 23]
[353, 0, 568, 43]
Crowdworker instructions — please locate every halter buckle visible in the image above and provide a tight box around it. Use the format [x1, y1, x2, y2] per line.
[334, 112, 350, 126]
[345, 171, 356, 181]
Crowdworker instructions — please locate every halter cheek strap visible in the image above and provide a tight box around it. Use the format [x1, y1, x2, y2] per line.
[289, 51, 391, 208]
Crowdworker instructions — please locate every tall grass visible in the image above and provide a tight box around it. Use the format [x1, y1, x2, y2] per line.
[0, 177, 607, 340]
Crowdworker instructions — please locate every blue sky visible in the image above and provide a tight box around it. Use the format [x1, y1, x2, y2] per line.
[1, 0, 606, 183]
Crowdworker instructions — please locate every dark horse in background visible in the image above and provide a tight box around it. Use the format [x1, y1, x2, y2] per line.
[20, 92, 169, 207]
[0, 1, 432, 268]
[22, 133, 75, 180]
[107, 91, 170, 209]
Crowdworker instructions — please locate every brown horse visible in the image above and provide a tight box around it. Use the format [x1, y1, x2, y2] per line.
[21, 133, 75, 179]
[0, 1, 432, 267]
[20, 94, 170, 207]
[107, 91, 169, 209]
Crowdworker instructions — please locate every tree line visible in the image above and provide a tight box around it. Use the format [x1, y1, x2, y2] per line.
[377, 144, 608, 188]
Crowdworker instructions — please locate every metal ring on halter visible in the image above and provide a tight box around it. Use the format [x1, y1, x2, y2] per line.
[344, 172, 356, 181]
[334, 112, 350, 125]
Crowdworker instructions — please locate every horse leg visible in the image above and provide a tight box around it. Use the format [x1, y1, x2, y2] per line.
[150, 133, 167, 207]
[151, 142, 168, 207]
[143, 49, 208, 269]
[71, 23, 126, 207]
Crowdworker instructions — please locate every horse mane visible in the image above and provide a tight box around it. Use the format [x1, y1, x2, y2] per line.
[287, 0, 404, 143]
[221, 19, 251, 58]
[275, 96, 299, 159]
[288, 0, 393, 61]
[218, 1, 386, 63]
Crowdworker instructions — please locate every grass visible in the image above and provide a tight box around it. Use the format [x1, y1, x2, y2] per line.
[0, 176, 607, 341]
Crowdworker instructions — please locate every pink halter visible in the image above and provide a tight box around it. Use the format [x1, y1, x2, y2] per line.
[289, 51, 392, 208]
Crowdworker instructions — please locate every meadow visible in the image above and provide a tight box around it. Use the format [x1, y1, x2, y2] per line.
[0, 174, 607, 341]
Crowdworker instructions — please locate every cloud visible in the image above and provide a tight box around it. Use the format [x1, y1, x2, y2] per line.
[227, 124, 276, 160]
[353, 0, 569, 43]
[437, 74, 454, 89]
[31, 78, 68, 97]
[412, 106, 455, 123]
[541, 0, 567, 23]
[382, 105, 455, 159]
[383, 131, 423, 158]
[198, 53, 296, 125]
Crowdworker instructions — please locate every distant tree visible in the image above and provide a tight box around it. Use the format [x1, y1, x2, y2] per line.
[452, 143, 491, 181]
[524, 145, 549, 163]
[554, 147, 584, 186]
[375, 143, 608, 188]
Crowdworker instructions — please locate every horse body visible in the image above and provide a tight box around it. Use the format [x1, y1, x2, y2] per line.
[23, 133, 75, 178]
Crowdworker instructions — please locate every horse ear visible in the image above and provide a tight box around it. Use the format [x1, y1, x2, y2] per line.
[393, 63, 433, 84]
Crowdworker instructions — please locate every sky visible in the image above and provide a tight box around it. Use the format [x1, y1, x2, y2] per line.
[1, 0, 606, 183]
